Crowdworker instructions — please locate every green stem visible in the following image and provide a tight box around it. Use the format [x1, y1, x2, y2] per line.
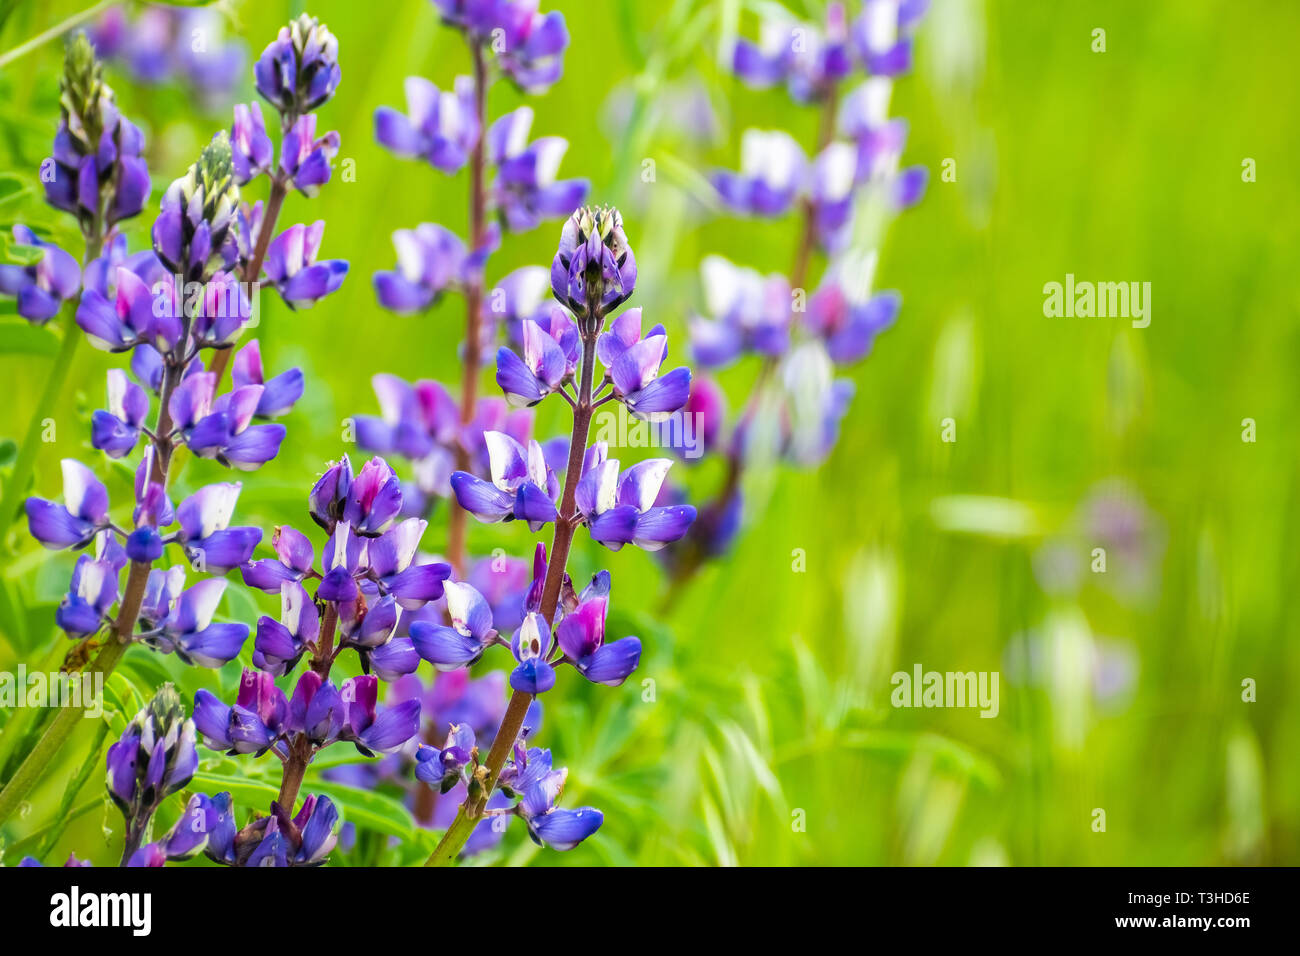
[0, 0, 116, 71]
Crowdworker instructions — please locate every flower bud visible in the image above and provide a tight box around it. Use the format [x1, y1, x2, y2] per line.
[255, 14, 342, 119]
[550, 205, 636, 330]
[152, 133, 241, 284]
[105, 684, 199, 826]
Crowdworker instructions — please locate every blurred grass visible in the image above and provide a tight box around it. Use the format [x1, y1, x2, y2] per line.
[0, 0, 1297, 866]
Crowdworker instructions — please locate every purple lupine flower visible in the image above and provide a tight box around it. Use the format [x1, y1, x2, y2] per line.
[231, 102, 273, 184]
[90, 369, 149, 458]
[0, 226, 81, 323]
[43, 35, 150, 233]
[231, 340, 305, 418]
[449, 431, 559, 530]
[345, 456, 404, 536]
[374, 75, 479, 173]
[597, 308, 691, 420]
[414, 723, 476, 793]
[241, 524, 316, 593]
[778, 343, 856, 466]
[555, 572, 642, 685]
[152, 134, 240, 284]
[254, 14, 341, 118]
[854, 0, 925, 77]
[174, 486, 262, 574]
[203, 792, 339, 867]
[253, 581, 320, 675]
[76, 237, 175, 353]
[146, 577, 250, 667]
[279, 113, 340, 197]
[840, 79, 909, 181]
[262, 221, 348, 309]
[804, 277, 900, 364]
[575, 444, 696, 551]
[370, 635, 422, 682]
[550, 205, 637, 319]
[495, 310, 578, 407]
[339, 674, 421, 756]
[712, 129, 806, 218]
[363, 517, 451, 609]
[194, 669, 288, 756]
[410, 581, 496, 673]
[495, 4, 569, 93]
[509, 611, 556, 694]
[893, 165, 928, 208]
[486, 265, 551, 343]
[809, 142, 859, 250]
[488, 107, 588, 231]
[689, 257, 792, 368]
[56, 536, 124, 638]
[105, 685, 198, 828]
[501, 746, 601, 850]
[464, 551, 532, 632]
[372, 224, 470, 313]
[168, 373, 287, 470]
[24, 459, 110, 550]
[309, 455, 354, 533]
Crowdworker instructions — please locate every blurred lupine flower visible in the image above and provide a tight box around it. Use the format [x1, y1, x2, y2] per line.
[464, 551, 531, 632]
[449, 431, 559, 530]
[711, 129, 806, 218]
[493, 3, 569, 93]
[354, 374, 459, 508]
[488, 107, 588, 231]
[596, 309, 691, 420]
[689, 257, 792, 367]
[168, 372, 287, 469]
[893, 165, 929, 208]
[372, 224, 473, 313]
[255, 14, 341, 119]
[854, 0, 927, 77]
[90, 5, 247, 105]
[575, 444, 696, 551]
[732, 2, 852, 103]
[56, 534, 125, 638]
[253, 581, 319, 675]
[374, 75, 479, 174]
[262, 221, 348, 309]
[808, 142, 858, 250]
[495, 310, 579, 406]
[550, 205, 637, 320]
[75, 243, 171, 351]
[198, 790, 338, 867]
[653, 375, 727, 462]
[43, 34, 150, 234]
[488, 265, 551, 343]
[152, 133, 240, 284]
[232, 340, 305, 418]
[279, 113, 340, 197]
[804, 278, 900, 364]
[554, 571, 641, 685]
[839, 79, 908, 177]
[24, 459, 110, 550]
[498, 746, 601, 850]
[414, 722, 476, 793]
[106, 685, 198, 838]
[778, 343, 856, 466]
[411, 579, 500, 670]
[90, 369, 149, 458]
[195, 669, 420, 758]
[231, 102, 274, 184]
[0, 226, 81, 323]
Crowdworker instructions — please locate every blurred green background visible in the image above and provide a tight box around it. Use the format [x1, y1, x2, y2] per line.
[0, 0, 1297, 866]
